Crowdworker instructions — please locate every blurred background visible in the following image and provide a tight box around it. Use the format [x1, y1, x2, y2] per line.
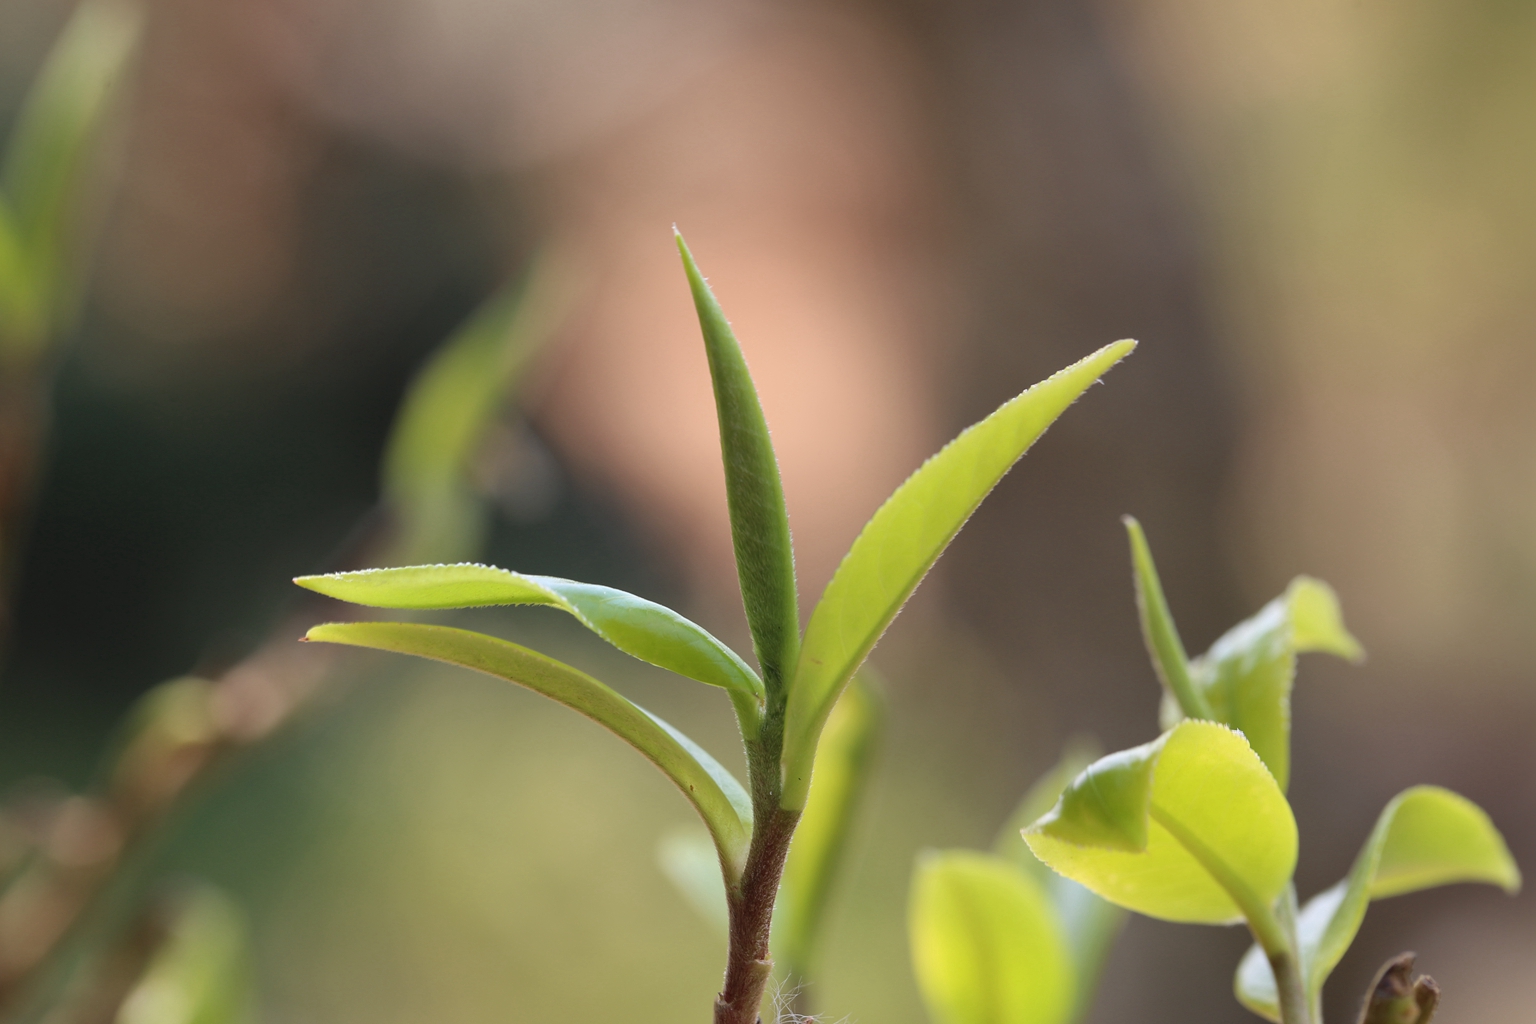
[0, 0, 1532, 1021]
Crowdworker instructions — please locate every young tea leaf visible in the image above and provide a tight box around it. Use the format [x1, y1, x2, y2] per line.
[1024, 721, 1297, 925]
[1235, 786, 1519, 1022]
[295, 565, 764, 731]
[774, 672, 883, 979]
[304, 620, 754, 879]
[1186, 576, 1363, 791]
[1123, 517, 1212, 721]
[782, 340, 1136, 809]
[910, 850, 1076, 1024]
[994, 740, 1124, 1024]
[677, 233, 799, 695]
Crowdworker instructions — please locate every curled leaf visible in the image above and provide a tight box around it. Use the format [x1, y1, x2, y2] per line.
[910, 850, 1075, 1024]
[782, 339, 1137, 809]
[1024, 721, 1297, 925]
[1235, 786, 1519, 1021]
[295, 564, 764, 731]
[304, 620, 753, 880]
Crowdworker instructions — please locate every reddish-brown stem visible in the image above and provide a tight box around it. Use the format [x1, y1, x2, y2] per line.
[715, 805, 798, 1024]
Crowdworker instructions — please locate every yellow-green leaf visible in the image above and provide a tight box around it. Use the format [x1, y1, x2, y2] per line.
[774, 672, 882, 979]
[304, 620, 753, 880]
[782, 340, 1136, 809]
[295, 564, 764, 731]
[677, 233, 799, 696]
[1185, 577, 1363, 791]
[657, 826, 729, 935]
[1235, 786, 1520, 1022]
[910, 851, 1075, 1024]
[117, 886, 254, 1024]
[994, 740, 1124, 1024]
[1024, 721, 1297, 925]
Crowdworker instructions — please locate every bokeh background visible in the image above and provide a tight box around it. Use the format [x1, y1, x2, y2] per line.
[1, 0, 1532, 1021]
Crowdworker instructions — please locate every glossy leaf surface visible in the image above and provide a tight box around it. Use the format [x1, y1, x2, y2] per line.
[1024, 721, 1297, 924]
[295, 564, 764, 728]
[782, 339, 1136, 808]
[775, 673, 882, 977]
[910, 851, 1075, 1024]
[678, 233, 799, 694]
[996, 740, 1124, 1023]
[1185, 576, 1361, 790]
[305, 620, 753, 878]
[1235, 786, 1520, 1021]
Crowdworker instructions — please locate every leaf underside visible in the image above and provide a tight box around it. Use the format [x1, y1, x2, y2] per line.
[781, 339, 1137, 809]
[295, 564, 764, 728]
[1235, 785, 1520, 1022]
[304, 620, 753, 879]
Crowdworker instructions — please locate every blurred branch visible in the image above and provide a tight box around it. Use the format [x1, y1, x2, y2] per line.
[0, 259, 568, 1023]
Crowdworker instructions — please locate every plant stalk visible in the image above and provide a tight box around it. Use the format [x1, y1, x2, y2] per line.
[716, 671, 800, 1024]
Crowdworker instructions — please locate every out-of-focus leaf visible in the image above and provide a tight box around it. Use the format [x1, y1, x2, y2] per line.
[1235, 786, 1520, 1022]
[1123, 517, 1212, 721]
[774, 672, 882, 978]
[295, 564, 764, 730]
[304, 620, 754, 879]
[116, 886, 254, 1024]
[782, 340, 1136, 809]
[1024, 721, 1297, 925]
[677, 233, 799, 696]
[380, 267, 563, 565]
[0, 199, 41, 350]
[1179, 577, 1363, 791]
[658, 826, 729, 935]
[910, 850, 1075, 1024]
[2, 0, 140, 356]
[995, 740, 1124, 1023]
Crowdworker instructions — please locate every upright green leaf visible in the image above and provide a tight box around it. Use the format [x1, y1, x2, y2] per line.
[1183, 577, 1363, 790]
[1, 0, 140, 356]
[774, 672, 883, 979]
[994, 741, 1124, 1024]
[677, 233, 799, 695]
[304, 620, 754, 879]
[1235, 786, 1519, 1022]
[1024, 721, 1297, 926]
[117, 886, 254, 1024]
[296, 564, 764, 732]
[1123, 517, 1212, 721]
[910, 851, 1075, 1024]
[782, 340, 1136, 809]
[380, 266, 563, 565]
